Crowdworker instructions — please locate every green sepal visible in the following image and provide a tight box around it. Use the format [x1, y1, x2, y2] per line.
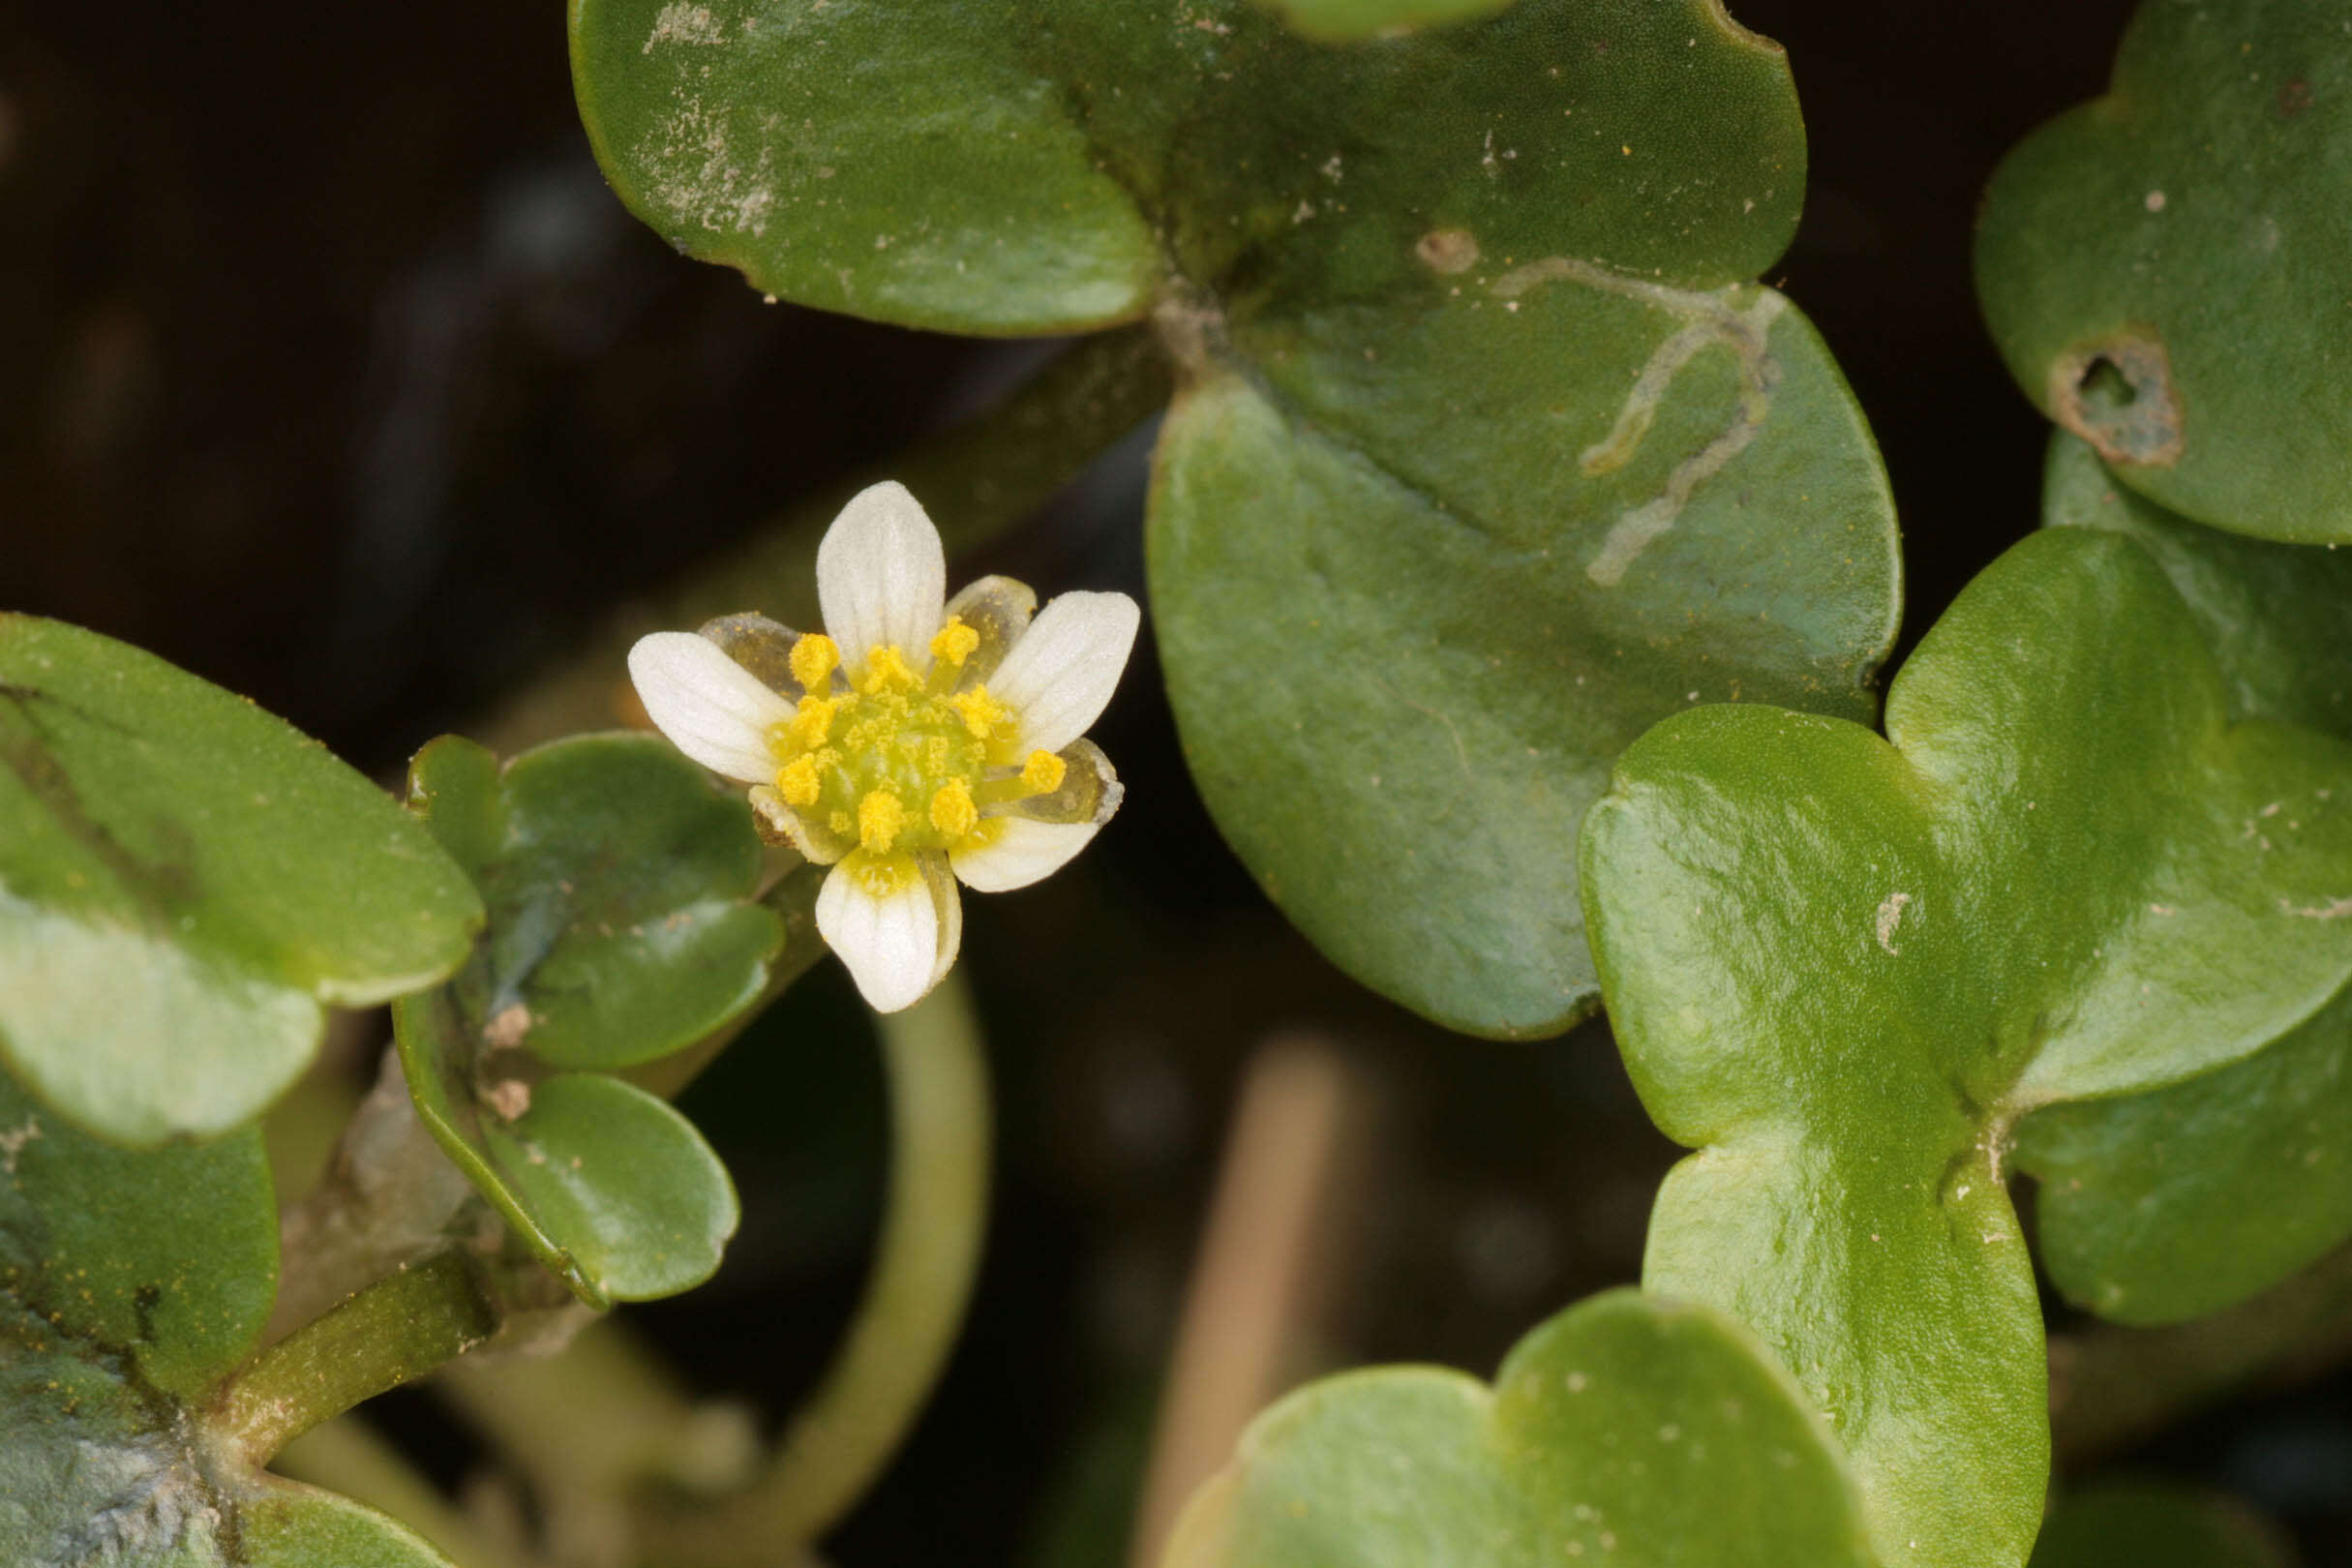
[0, 615, 481, 1145]
[1581, 528, 2352, 1568]
[2010, 431, 2352, 1325]
[1975, 0, 2352, 543]
[1162, 1288, 1878, 1568]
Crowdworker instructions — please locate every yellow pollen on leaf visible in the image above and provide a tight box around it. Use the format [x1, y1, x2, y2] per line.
[929, 617, 980, 668]
[859, 645, 921, 695]
[785, 695, 836, 753]
[789, 633, 839, 691]
[948, 685, 1009, 740]
[1021, 749, 1067, 795]
[777, 753, 823, 807]
[858, 789, 905, 854]
[930, 776, 979, 838]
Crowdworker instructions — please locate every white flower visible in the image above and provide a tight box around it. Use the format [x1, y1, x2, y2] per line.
[627, 481, 1139, 1012]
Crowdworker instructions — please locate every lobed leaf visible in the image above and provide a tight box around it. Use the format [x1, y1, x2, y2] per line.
[0, 616, 480, 1145]
[1164, 1289, 1877, 1568]
[1975, 0, 2352, 544]
[2011, 433, 2352, 1324]
[1581, 528, 2352, 1567]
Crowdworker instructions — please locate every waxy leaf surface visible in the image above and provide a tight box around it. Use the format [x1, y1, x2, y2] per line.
[393, 734, 758, 1305]
[1163, 1289, 1877, 1568]
[1975, 0, 2352, 543]
[2011, 433, 2352, 1324]
[1581, 528, 2352, 1568]
[1251, 0, 1517, 42]
[0, 1070, 276, 1400]
[573, 0, 1902, 1035]
[0, 617, 480, 1145]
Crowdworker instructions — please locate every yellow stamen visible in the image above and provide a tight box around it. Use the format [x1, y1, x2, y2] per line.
[1022, 749, 1067, 795]
[858, 789, 905, 854]
[784, 695, 836, 753]
[777, 753, 823, 807]
[929, 616, 980, 668]
[929, 776, 979, 839]
[850, 851, 918, 898]
[859, 645, 921, 695]
[829, 810, 854, 836]
[948, 684, 1009, 740]
[789, 632, 839, 692]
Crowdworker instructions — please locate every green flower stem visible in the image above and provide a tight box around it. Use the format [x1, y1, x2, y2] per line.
[639, 973, 993, 1559]
[2051, 1234, 2352, 1467]
[272, 1415, 529, 1568]
[219, 1250, 498, 1467]
[484, 323, 1170, 753]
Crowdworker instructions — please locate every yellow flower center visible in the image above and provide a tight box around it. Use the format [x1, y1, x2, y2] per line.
[767, 626, 1064, 857]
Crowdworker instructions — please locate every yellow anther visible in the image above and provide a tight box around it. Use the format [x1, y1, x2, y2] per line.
[784, 695, 836, 753]
[859, 645, 921, 695]
[852, 852, 917, 898]
[930, 776, 979, 839]
[829, 810, 854, 836]
[929, 616, 980, 668]
[948, 685, 1010, 740]
[858, 789, 905, 855]
[777, 753, 823, 807]
[789, 633, 839, 692]
[1021, 749, 1067, 795]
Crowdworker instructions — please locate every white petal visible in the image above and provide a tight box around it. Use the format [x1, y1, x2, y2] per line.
[950, 818, 1101, 893]
[628, 632, 794, 784]
[988, 591, 1141, 754]
[817, 858, 948, 1012]
[817, 481, 946, 672]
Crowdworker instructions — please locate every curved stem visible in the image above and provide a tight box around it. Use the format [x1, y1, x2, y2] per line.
[638, 973, 994, 1559]
[484, 323, 1169, 753]
[219, 1249, 498, 1466]
[271, 1415, 529, 1568]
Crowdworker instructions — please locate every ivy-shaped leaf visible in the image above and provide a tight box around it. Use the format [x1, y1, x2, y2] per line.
[1975, 0, 2352, 544]
[0, 616, 481, 1145]
[571, 0, 1902, 1036]
[391, 734, 770, 1305]
[1163, 1289, 1878, 1568]
[2028, 1480, 2296, 1568]
[2010, 433, 2352, 1324]
[1580, 528, 2352, 1568]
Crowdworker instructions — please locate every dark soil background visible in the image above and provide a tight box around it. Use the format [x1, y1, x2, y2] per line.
[7, 1, 2348, 1562]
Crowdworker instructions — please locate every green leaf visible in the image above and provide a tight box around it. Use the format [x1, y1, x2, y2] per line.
[1152, 287, 1895, 1036]
[1975, 0, 2352, 544]
[2028, 1480, 2295, 1568]
[2008, 431, 2352, 1326]
[407, 733, 782, 1071]
[1162, 1288, 1878, 1568]
[240, 1483, 461, 1568]
[0, 1070, 276, 1399]
[0, 1308, 454, 1568]
[2039, 432, 2352, 746]
[1247, 0, 1516, 43]
[391, 734, 767, 1303]
[0, 616, 482, 1145]
[570, 0, 1901, 1033]
[395, 994, 740, 1307]
[1579, 528, 2352, 1568]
